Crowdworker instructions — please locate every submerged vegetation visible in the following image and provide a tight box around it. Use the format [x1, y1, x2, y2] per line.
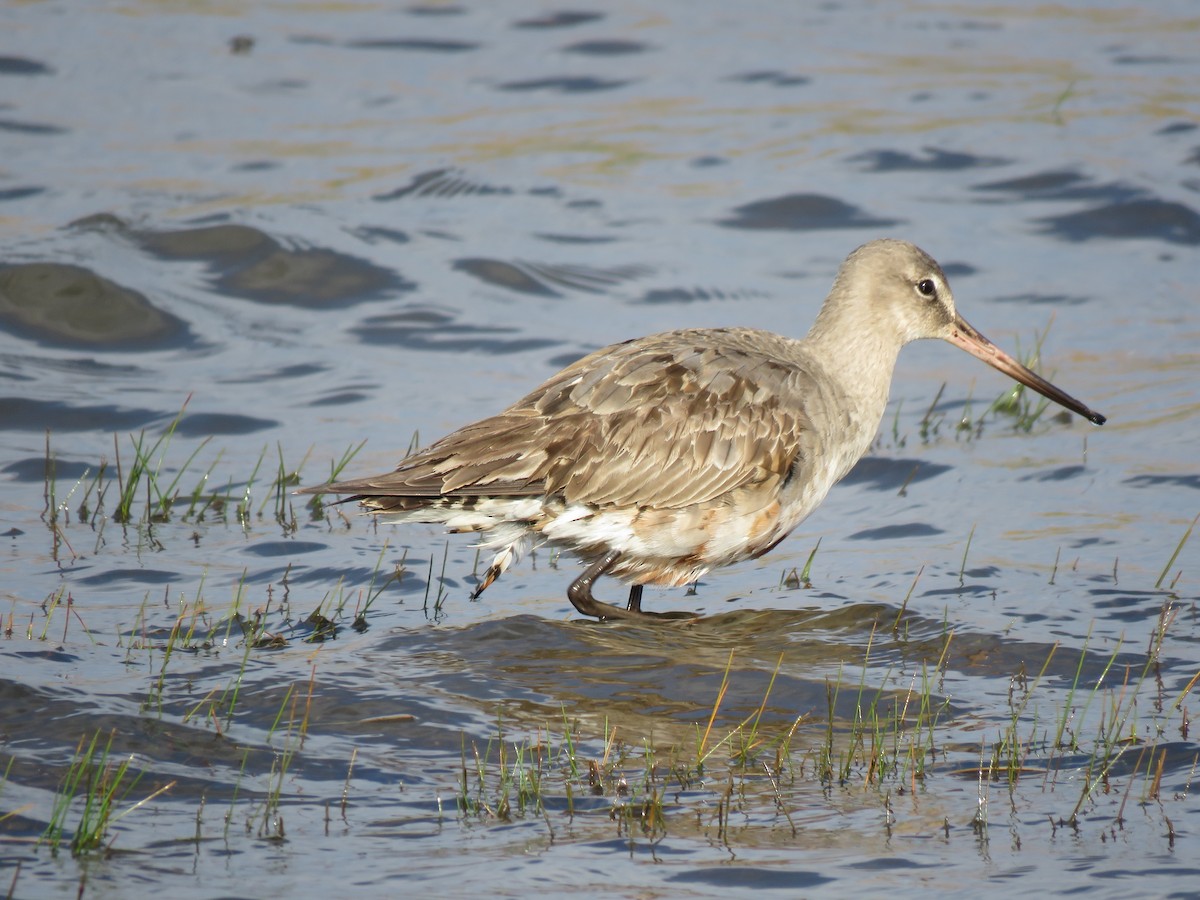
[39, 396, 366, 566]
[7, 595, 1190, 868]
[39, 730, 174, 857]
[5, 553, 1195, 876]
[883, 323, 1068, 450]
[451, 604, 1196, 849]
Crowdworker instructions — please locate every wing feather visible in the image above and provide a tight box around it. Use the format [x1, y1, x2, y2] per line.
[306, 328, 822, 510]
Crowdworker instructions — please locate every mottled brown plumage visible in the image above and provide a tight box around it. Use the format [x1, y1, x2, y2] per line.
[300, 240, 1106, 621]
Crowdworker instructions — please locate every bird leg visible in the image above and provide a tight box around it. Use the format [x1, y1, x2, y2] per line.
[626, 584, 644, 613]
[567, 551, 632, 620]
[567, 551, 694, 622]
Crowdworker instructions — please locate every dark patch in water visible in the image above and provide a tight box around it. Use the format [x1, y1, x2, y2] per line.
[288, 35, 335, 46]
[247, 78, 308, 93]
[0, 118, 67, 135]
[963, 566, 1000, 579]
[921, 583, 994, 597]
[972, 170, 1143, 204]
[351, 226, 411, 245]
[74, 217, 411, 307]
[979, 170, 1086, 195]
[725, 69, 810, 87]
[0, 262, 190, 350]
[4, 457, 92, 482]
[561, 39, 650, 56]
[633, 286, 765, 305]
[454, 259, 560, 297]
[345, 38, 480, 53]
[1068, 535, 1118, 549]
[848, 147, 1008, 171]
[453, 258, 650, 296]
[244, 541, 329, 557]
[406, 4, 467, 15]
[231, 160, 279, 172]
[75, 567, 179, 586]
[394, 609, 890, 721]
[533, 232, 618, 245]
[174, 412, 279, 437]
[1018, 464, 1088, 482]
[374, 168, 516, 200]
[515, 12, 604, 29]
[497, 76, 630, 93]
[1088, 588, 1167, 623]
[1111, 54, 1179, 65]
[268, 565, 385, 586]
[1123, 474, 1200, 490]
[0, 397, 163, 433]
[847, 522, 944, 540]
[1157, 121, 1197, 136]
[1088, 589, 1160, 610]
[210, 244, 407, 306]
[841, 457, 951, 491]
[855, 857, 940, 871]
[308, 391, 371, 407]
[219, 362, 328, 383]
[1038, 199, 1200, 245]
[350, 306, 562, 355]
[10, 649, 80, 663]
[668, 867, 834, 889]
[0, 56, 54, 76]
[718, 194, 901, 231]
[0, 186, 45, 202]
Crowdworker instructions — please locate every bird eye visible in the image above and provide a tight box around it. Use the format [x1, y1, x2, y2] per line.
[916, 278, 937, 299]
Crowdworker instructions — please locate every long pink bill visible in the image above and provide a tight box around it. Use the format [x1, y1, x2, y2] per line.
[947, 316, 1106, 426]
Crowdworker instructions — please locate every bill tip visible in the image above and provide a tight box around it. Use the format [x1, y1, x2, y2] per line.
[1089, 411, 1107, 426]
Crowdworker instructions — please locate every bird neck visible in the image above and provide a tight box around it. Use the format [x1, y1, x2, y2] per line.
[802, 304, 905, 434]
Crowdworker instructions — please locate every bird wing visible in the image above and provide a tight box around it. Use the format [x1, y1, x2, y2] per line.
[315, 329, 820, 510]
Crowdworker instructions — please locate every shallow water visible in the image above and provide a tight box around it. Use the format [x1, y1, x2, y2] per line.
[3, 1, 1200, 897]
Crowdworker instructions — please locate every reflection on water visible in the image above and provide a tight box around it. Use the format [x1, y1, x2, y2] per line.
[1, 1, 1199, 897]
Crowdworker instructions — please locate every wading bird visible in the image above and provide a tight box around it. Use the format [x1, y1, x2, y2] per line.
[300, 240, 1105, 621]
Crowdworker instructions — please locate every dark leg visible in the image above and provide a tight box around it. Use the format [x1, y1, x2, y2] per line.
[626, 584, 644, 612]
[567, 551, 629, 620]
[567, 552, 695, 622]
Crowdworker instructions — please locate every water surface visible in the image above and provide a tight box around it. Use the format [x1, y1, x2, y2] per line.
[2, 2, 1199, 897]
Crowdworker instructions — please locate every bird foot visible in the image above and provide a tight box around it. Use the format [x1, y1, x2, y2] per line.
[568, 552, 697, 623]
[599, 602, 697, 623]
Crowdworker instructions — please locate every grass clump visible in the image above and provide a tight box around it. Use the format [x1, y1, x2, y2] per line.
[40, 730, 174, 857]
[41, 401, 367, 543]
[447, 601, 1194, 853]
[902, 319, 1071, 447]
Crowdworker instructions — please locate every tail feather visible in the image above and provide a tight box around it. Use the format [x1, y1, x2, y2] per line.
[301, 486, 551, 597]
[359, 495, 547, 532]
[472, 527, 533, 597]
